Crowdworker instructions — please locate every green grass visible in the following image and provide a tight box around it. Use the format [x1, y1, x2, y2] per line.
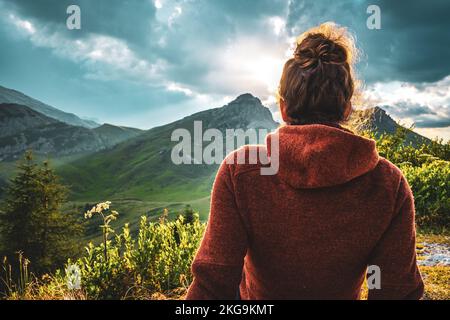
[0, 153, 90, 197]
[52, 112, 234, 203]
[358, 265, 450, 300]
[0, 153, 95, 178]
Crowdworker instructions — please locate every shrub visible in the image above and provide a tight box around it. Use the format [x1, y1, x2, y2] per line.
[73, 204, 205, 299]
[360, 126, 446, 167]
[358, 127, 449, 229]
[401, 160, 450, 229]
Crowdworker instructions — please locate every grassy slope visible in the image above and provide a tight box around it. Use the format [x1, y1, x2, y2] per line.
[58, 121, 218, 202]
[56, 94, 278, 205]
[53, 108, 444, 240]
[56, 113, 223, 238]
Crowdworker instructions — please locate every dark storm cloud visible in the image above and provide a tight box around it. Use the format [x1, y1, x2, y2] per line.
[3, 0, 157, 47]
[383, 103, 436, 117]
[285, 0, 450, 83]
[5, 0, 450, 84]
[1, 0, 287, 89]
[414, 118, 450, 129]
[383, 102, 450, 129]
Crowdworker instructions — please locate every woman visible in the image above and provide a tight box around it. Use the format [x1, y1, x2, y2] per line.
[186, 22, 424, 300]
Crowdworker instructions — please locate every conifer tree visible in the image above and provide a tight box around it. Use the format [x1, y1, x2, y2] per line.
[0, 151, 82, 274]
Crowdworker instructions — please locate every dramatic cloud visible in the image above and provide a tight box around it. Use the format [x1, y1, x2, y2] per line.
[285, 0, 450, 83]
[363, 76, 450, 139]
[0, 0, 448, 139]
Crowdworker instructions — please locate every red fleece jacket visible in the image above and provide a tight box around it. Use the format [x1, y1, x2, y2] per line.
[186, 124, 424, 300]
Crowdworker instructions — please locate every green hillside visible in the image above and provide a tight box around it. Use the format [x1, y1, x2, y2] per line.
[58, 122, 219, 202]
[2, 94, 442, 240]
[57, 94, 277, 203]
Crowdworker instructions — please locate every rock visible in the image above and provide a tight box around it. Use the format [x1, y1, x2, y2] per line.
[417, 242, 450, 266]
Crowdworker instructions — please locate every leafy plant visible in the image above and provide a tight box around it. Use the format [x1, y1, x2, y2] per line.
[358, 127, 450, 229]
[360, 126, 446, 167]
[74, 204, 205, 299]
[402, 161, 450, 229]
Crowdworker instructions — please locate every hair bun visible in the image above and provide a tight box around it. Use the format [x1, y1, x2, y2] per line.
[278, 22, 357, 125]
[294, 33, 347, 68]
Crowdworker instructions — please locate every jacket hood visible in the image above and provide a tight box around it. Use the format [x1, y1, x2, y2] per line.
[266, 124, 379, 188]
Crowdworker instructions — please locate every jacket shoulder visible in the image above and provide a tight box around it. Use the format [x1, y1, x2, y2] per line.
[371, 157, 411, 201]
[375, 157, 405, 180]
[222, 144, 269, 177]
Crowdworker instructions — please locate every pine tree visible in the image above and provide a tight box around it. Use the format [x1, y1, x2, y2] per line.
[0, 151, 83, 274]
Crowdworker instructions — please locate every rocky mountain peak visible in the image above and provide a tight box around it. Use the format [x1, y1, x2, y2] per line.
[229, 93, 261, 105]
[350, 106, 429, 145]
[214, 93, 278, 130]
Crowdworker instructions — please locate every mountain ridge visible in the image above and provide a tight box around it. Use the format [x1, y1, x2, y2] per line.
[0, 103, 143, 161]
[57, 93, 279, 201]
[0, 85, 99, 129]
[0, 103, 59, 138]
[56, 94, 433, 203]
[350, 106, 430, 145]
[0, 90, 436, 205]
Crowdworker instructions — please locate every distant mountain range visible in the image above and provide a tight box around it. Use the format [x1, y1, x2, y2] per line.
[58, 93, 279, 202]
[0, 86, 432, 204]
[0, 85, 99, 128]
[56, 94, 431, 202]
[0, 103, 143, 161]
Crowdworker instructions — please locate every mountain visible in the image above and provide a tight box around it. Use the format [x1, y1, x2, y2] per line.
[58, 93, 279, 201]
[0, 103, 59, 137]
[0, 103, 143, 161]
[0, 91, 438, 230]
[0, 90, 434, 206]
[350, 106, 430, 145]
[93, 123, 143, 146]
[0, 85, 99, 128]
[58, 96, 434, 204]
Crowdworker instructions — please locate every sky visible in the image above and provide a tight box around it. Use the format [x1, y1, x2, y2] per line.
[0, 0, 449, 140]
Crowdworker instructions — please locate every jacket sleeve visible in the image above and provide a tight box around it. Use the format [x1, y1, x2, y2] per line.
[186, 160, 248, 300]
[367, 175, 424, 300]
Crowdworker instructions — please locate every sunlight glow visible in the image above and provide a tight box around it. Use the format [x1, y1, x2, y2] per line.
[268, 16, 286, 36]
[215, 37, 286, 101]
